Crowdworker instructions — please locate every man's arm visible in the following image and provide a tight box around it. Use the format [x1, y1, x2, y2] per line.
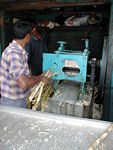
[17, 73, 50, 89]
[9, 51, 50, 90]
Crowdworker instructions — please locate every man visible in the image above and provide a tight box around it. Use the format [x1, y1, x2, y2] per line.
[25, 24, 48, 75]
[0, 21, 49, 108]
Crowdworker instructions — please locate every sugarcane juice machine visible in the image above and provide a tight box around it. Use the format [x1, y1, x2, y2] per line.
[43, 39, 89, 98]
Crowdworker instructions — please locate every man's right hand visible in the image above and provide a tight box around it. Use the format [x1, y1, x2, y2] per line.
[39, 73, 51, 84]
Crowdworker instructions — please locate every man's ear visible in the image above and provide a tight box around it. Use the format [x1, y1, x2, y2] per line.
[26, 33, 30, 38]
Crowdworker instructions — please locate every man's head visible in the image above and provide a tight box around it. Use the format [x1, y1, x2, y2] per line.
[31, 23, 42, 40]
[13, 21, 33, 44]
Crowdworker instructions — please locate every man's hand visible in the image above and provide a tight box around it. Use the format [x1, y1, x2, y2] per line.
[39, 72, 51, 84]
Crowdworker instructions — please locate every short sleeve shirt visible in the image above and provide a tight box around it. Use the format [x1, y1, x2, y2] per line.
[0, 40, 30, 100]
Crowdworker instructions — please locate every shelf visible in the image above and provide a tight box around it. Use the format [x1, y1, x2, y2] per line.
[37, 23, 108, 34]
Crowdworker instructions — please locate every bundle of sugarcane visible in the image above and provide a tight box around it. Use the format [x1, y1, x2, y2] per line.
[26, 68, 58, 111]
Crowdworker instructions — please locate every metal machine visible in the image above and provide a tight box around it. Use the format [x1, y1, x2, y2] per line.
[43, 39, 89, 95]
[43, 40, 93, 117]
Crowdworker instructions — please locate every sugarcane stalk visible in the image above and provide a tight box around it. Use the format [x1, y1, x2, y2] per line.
[31, 85, 50, 110]
[29, 81, 43, 102]
[32, 99, 37, 105]
[51, 72, 59, 77]
[30, 83, 38, 92]
[34, 90, 40, 99]
[27, 68, 59, 110]
[42, 86, 54, 102]
[32, 101, 40, 110]
[41, 86, 53, 99]
[29, 69, 50, 101]
[41, 104, 48, 112]
[34, 69, 54, 104]
[88, 124, 113, 150]
[41, 86, 54, 112]
[36, 82, 45, 104]
[26, 100, 32, 109]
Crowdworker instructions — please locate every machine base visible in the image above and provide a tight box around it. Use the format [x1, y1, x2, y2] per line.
[45, 81, 93, 118]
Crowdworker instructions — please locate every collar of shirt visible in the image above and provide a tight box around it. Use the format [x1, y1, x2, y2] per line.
[31, 35, 39, 41]
[12, 40, 27, 56]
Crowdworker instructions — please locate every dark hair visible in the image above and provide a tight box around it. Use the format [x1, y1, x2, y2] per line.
[13, 21, 33, 39]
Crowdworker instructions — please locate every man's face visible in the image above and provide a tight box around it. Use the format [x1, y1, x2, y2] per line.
[31, 26, 37, 36]
[30, 25, 42, 40]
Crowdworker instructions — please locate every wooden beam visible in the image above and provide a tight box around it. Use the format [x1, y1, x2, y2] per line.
[0, 0, 109, 11]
